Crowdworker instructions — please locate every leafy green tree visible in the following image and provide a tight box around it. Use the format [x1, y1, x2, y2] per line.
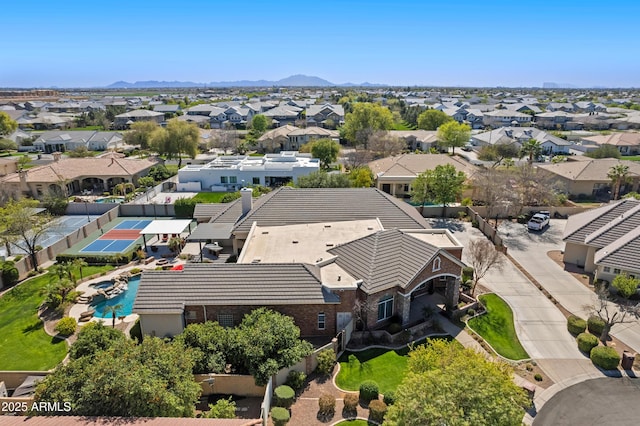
[1, 260, 19, 287]
[18, 154, 31, 170]
[174, 321, 228, 374]
[174, 198, 197, 218]
[611, 274, 640, 299]
[417, 109, 453, 130]
[151, 121, 199, 168]
[424, 164, 466, 215]
[69, 322, 125, 360]
[0, 198, 55, 269]
[585, 144, 621, 159]
[0, 138, 18, 151]
[607, 164, 631, 200]
[67, 146, 94, 158]
[310, 138, 341, 169]
[342, 103, 394, 147]
[0, 111, 18, 136]
[123, 121, 159, 149]
[148, 164, 174, 181]
[250, 114, 269, 135]
[436, 121, 471, 154]
[410, 172, 431, 213]
[349, 166, 374, 188]
[34, 337, 201, 417]
[519, 138, 543, 163]
[297, 171, 351, 188]
[385, 340, 529, 426]
[137, 176, 155, 188]
[231, 308, 313, 386]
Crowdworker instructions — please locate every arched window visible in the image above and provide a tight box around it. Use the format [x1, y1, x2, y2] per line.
[432, 256, 441, 272]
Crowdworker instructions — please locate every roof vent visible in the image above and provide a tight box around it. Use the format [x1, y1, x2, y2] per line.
[326, 243, 334, 247]
[337, 276, 341, 281]
[251, 258, 261, 264]
[324, 224, 332, 228]
[261, 231, 269, 234]
[367, 226, 374, 230]
[292, 240, 299, 244]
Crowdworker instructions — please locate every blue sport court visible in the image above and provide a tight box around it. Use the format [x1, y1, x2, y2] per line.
[80, 220, 151, 254]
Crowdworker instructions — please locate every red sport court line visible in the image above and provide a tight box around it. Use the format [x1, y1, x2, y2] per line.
[101, 229, 141, 240]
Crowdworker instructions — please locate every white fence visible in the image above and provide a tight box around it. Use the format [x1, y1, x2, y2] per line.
[260, 377, 273, 426]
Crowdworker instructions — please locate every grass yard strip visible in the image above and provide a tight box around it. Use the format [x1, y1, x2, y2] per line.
[467, 293, 529, 360]
[336, 336, 454, 394]
[191, 192, 237, 203]
[0, 265, 114, 370]
[335, 420, 374, 426]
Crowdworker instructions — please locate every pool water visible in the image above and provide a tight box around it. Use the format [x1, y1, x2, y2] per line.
[96, 197, 125, 204]
[91, 275, 141, 318]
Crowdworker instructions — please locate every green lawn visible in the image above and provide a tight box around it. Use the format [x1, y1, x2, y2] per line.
[335, 337, 454, 394]
[191, 192, 236, 203]
[164, 164, 179, 174]
[391, 120, 416, 130]
[467, 293, 529, 360]
[622, 155, 640, 161]
[334, 420, 374, 426]
[0, 265, 114, 370]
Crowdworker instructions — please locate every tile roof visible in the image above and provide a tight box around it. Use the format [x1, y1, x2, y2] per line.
[538, 159, 640, 182]
[584, 203, 640, 248]
[563, 199, 640, 244]
[368, 153, 477, 178]
[231, 187, 429, 234]
[193, 203, 233, 220]
[328, 229, 456, 293]
[0, 157, 160, 184]
[582, 132, 640, 147]
[593, 227, 640, 273]
[257, 124, 299, 141]
[133, 263, 338, 314]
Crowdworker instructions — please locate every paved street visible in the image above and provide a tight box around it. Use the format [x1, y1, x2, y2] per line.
[497, 219, 640, 354]
[428, 219, 599, 383]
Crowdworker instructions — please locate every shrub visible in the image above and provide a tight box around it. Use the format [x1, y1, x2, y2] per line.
[221, 192, 241, 203]
[383, 391, 396, 405]
[343, 393, 359, 411]
[462, 266, 474, 281]
[534, 373, 543, 382]
[270, 406, 290, 426]
[174, 198, 197, 218]
[588, 315, 606, 336]
[369, 399, 388, 423]
[204, 397, 236, 418]
[273, 385, 295, 409]
[129, 268, 142, 275]
[567, 315, 587, 335]
[315, 349, 336, 376]
[1, 261, 20, 287]
[467, 308, 476, 317]
[359, 380, 379, 404]
[611, 274, 640, 299]
[284, 370, 306, 391]
[55, 317, 77, 336]
[577, 332, 599, 354]
[471, 220, 479, 228]
[318, 393, 336, 416]
[13, 255, 23, 261]
[590, 346, 621, 370]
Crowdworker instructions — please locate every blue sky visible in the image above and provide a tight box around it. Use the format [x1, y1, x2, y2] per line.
[2, 0, 639, 88]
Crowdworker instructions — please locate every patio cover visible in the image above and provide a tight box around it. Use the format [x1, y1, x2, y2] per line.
[139, 219, 193, 236]
[186, 223, 233, 241]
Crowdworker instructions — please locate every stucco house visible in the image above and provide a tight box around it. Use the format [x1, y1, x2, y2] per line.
[0, 154, 160, 198]
[133, 187, 465, 338]
[33, 131, 123, 153]
[368, 153, 477, 198]
[471, 127, 572, 154]
[482, 110, 532, 128]
[537, 158, 640, 199]
[581, 132, 640, 156]
[113, 110, 164, 130]
[562, 199, 640, 282]
[306, 104, 344, 129]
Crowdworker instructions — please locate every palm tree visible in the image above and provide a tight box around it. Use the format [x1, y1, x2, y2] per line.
[71, 258, 88, 282]
[519, 139, 543, 163]
[607, 164, 631, 200]
[104, 303, 123, 328]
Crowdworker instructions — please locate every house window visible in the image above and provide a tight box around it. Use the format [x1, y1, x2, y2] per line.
[377, 296, 394, 321]
[317, 313, 326, 330]
[221, 176, 228, 184]
[432, 256, 441, 272]
[217, 314, 234, 327]
[185, 310, 197, 320]
[253, 177, 260, 185]
[614, 268, 621, 274]
[229, 176, 237, 184]
[603, 267, 611, 273]
[403, 184, 409, 192]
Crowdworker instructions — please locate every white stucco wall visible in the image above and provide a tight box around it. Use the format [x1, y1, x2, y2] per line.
[139, 313, 184, 338]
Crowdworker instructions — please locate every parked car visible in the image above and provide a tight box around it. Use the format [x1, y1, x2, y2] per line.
[527, 212, 550, 231]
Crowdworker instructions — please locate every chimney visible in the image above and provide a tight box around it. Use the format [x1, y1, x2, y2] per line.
[240, 187, 253, 216]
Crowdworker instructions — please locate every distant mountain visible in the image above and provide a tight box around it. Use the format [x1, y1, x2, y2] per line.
[105, 75, 385, 89]
[543, 82, 578, 89]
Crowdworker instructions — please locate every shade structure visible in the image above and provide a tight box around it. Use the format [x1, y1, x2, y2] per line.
[186, 223, 233, 241]
[138, 219, 193, 236]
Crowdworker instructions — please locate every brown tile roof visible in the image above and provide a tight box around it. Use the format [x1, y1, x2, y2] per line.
[0, 157, 160, 184]
[538, 158, 640, 182]
[368, 153, 477, 178]
[582, 132, 640, 147]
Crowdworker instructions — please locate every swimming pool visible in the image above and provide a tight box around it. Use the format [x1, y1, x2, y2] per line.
[90, 275, 141, 318]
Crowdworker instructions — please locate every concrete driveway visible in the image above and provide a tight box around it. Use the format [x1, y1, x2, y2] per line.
[428, 219, 597, 383]
[497, 219, 640, 354]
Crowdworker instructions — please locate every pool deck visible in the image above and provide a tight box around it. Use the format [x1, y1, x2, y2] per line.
[69, 257, 187, 327]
